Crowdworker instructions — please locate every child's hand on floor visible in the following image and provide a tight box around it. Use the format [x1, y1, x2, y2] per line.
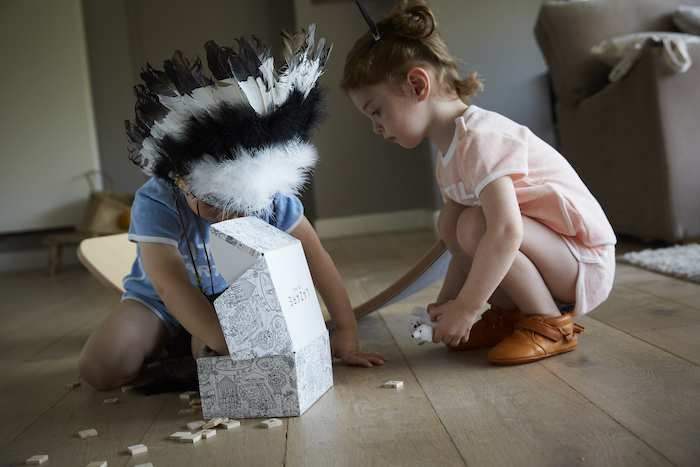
[331, 328, 388, 367]
[429, 300, 479, 347]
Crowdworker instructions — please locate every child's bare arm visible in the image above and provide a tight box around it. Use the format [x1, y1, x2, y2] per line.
[431, 176, 523, 346]
[139, 242, 228, 355]
[290, 216, 387, 367]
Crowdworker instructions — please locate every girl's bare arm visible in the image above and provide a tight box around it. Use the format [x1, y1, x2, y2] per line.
[139, 242, 228, 355]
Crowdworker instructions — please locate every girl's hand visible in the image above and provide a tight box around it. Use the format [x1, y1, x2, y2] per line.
[430, 301, 479, 347]
[191, 335, 214, 360]
[331, 328, 388, 368]
[426, 302, 443, 319]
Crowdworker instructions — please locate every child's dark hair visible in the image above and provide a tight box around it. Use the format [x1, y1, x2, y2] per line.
[341, 0, 482, 102]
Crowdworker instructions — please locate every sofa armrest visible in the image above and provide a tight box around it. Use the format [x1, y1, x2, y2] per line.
[555, 41, 700, 240]
[534, 0, 698, 107]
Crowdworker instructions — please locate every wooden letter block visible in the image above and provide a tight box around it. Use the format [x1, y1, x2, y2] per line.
[135, 464, 154, 467]
[203, 417, 223, 429]
[26, 455, 48, 464]
[79, 428, 98, 439]
[261, 418, 283, 429]
[85, 462, 107, 467]
[170, 431, 191, 440]
[221, 419, 241, 429]
[102, 398, 119, 406]
[178, 408, 196, 417]
[382, 380, 404, 388]
[65, 381, 81, 389]
[186, 420, 206, 430]
[201, 429, 217, 439]
[179, 432, 203, 443]
[179, 391, 198, 400]
[127, 444, 148, 455]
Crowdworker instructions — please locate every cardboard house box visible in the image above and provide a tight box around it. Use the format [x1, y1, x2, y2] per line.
[196, 217, 333, 419]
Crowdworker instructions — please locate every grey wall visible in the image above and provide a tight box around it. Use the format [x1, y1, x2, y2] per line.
[0, 0, 100, 234]
[435, 0, 555, 145]
[82, 0, 146, 195]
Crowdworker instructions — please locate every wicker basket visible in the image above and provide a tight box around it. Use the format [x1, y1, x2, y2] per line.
[77, 170, 134, 235]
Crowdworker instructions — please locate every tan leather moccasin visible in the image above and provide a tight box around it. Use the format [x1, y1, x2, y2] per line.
[446, 305, 524, 351]
[487, 313, 584, 365]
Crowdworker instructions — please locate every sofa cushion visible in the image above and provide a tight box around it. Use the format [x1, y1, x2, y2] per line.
[535, 0, 700, 106]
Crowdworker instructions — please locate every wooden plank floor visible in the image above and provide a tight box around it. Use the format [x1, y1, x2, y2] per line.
[1, 230, 699, 466]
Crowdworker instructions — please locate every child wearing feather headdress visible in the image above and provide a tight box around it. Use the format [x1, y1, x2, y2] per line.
[79, 25, 386, 391]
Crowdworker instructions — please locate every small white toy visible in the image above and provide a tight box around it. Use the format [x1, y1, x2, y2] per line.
[409, 307, 437, 344]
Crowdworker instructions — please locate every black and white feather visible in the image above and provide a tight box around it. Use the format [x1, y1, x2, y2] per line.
[125, 25, 332, 215]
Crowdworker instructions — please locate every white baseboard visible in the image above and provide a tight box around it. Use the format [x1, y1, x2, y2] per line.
[315, 209, 440, 239]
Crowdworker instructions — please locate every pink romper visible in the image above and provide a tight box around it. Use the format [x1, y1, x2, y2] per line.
[435, 106, 616, 316]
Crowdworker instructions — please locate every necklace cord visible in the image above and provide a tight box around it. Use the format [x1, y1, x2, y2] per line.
[196, 202, 215, 295]
[172, 185, 206, 294]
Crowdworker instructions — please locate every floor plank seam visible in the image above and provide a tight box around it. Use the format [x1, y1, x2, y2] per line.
[0, 374, 75, 454]
[376, 310, 469, 467]
[540, 361, 678, 467]
[617, 282, 700, 311]
[586, 316, 700, 367]
[139, 394, 174, 445]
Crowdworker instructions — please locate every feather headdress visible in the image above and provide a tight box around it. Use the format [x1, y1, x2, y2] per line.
[125, 24, 332, 215]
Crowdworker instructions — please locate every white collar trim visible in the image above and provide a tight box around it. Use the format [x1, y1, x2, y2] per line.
[441, 105, 480, 166]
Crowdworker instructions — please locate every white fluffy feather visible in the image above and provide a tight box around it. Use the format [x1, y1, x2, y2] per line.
[186, 138, 318, 214]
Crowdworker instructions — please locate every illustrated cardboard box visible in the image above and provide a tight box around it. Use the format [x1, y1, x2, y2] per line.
[196, 217, 333, 419]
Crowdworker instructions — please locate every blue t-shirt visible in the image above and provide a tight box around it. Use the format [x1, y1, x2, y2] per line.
[122, 177, 304, 336]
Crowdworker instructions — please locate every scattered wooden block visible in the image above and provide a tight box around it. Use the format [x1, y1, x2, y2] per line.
[102, 398, 119, 406]
[186, 420, 206, 430]
[170, 431, 191, 440]
[85, 462, 107, 467]
[382, 380, 404, 388]
[65, 381, 81, 389]
[127, 444, 148, 455]
[201, 429, 217, 439]
[203, 417, 223, 429]
[261, 418, 283, 429]
[221, 419, 241, 429]
[78, 428, 98, 439]
[178, 408, 196, 417]
[135, 464, 154, 467]
[179, 431, 203, 443]
[26, 455, 48, 464]
[121, 385, 134, 393]
[179, 391, 198, 400]
[189, 398, 201, 406]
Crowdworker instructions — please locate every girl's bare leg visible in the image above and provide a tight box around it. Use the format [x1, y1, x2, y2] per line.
[436, 201, 514, 308]
[438, 201, 579, 317]
[79, 299, 171, 390]
[456, 206, 578, 316]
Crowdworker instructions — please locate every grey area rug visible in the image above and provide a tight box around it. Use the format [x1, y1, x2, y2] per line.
[618, 243, 700, 284]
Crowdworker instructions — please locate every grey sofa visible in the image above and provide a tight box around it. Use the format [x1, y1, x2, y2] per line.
[535, 0, 700, 242]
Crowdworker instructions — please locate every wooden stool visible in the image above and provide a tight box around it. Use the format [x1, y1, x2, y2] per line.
[41, 232, 96, 275]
